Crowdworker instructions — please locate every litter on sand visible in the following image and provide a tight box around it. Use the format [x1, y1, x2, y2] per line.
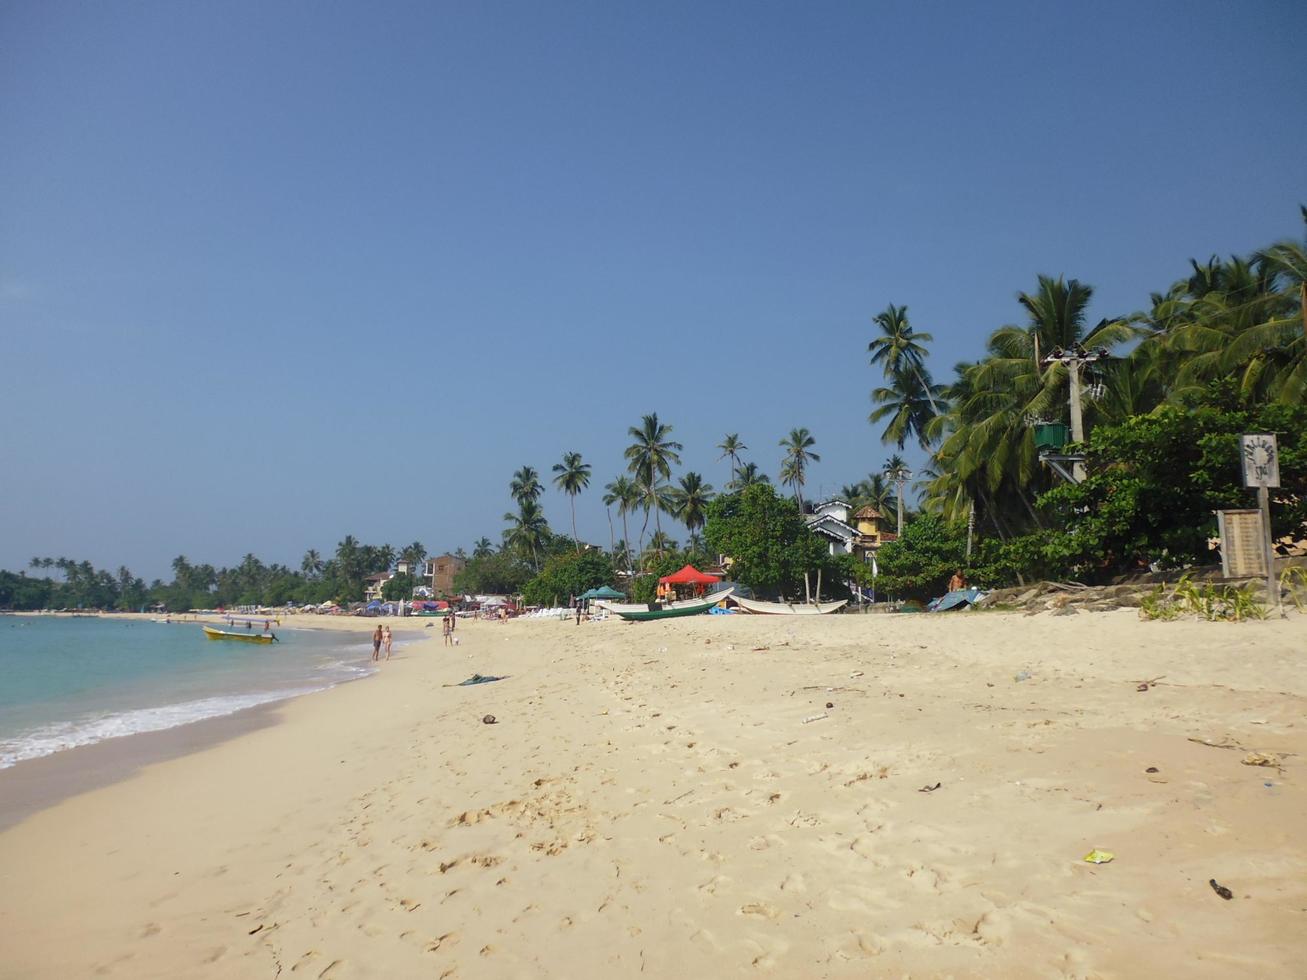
[444, 674, 506, 687]
[1083, 849, 1115, 864]
[918, 782, 942, 793]
[802, 713, 829, 724]
[1209, 879, 1233, 900]
[1241, 752, 1282, 768]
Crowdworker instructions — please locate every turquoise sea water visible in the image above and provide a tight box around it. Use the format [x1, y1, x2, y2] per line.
[0, 617, 376, 768]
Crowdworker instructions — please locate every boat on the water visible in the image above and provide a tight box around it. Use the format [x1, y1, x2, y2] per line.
[599, 588, 734, 622]
[733, 596, 848, 615]
[202, 625, 279, 644]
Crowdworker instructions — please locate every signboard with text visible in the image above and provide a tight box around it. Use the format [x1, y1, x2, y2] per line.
[1216, 509, 1267, 578]
[1241, 433, 1280, 488]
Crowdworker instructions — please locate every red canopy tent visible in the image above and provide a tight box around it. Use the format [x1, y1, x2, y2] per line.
[659, 564, 721, 585]
[658, 565, 721, 598]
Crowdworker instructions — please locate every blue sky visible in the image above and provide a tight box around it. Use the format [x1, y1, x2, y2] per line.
[3, 0, 1304, 580]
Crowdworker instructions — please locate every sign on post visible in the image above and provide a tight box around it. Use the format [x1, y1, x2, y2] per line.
[1216, 509, 1267, 578]
[1241, 433, 1280, 488]
[1239, 433, 1279, 604]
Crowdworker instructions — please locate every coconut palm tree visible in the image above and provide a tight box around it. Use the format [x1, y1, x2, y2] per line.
[868, 304, 941, 416]
[883, 455, 911, 535]
[603, 475, 638, 560]
[645, 530, 678, 561]
[669, 471, 714, 537]
[472, 537, 495, 558]
[869, 367, 943, 449]
[551, 451, 592, 552]
[625, 413, 682, 538]
[716, 433, 747, 487]
[778, 428, 820, 511]
[509, 466, 543, 508]
[399, 541, 426, 573]
[503, 500, 548, 570]
[728, 461, 770, 491]
[301, 549, 324, 579]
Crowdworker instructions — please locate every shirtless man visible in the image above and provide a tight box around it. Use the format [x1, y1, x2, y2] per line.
[372, 625, 383, 662]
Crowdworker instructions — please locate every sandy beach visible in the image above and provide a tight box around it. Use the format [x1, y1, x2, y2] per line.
[1, 610, 1305, 979]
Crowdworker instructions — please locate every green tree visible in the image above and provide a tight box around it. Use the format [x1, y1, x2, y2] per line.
[381, 573, 415, 601]
[778, 427, 820, 511]
[868, 303, 941, 414]
[603, 475, 640, 564]
[521, 549, 615, 607]
[728, 461, 770, 491]
[503, 500, 549, 570]
[717, 433, 747, 487]
[552, 451, 592, 552]
[625, 413, 683, 541]
[669, 471, 714, 537]
[510, 466, 544, 508]
[704, 484, 837, 599]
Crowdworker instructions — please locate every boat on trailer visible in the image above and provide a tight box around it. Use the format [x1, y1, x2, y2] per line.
[202, 625, 279, 644]
[733, 596, 848, 615]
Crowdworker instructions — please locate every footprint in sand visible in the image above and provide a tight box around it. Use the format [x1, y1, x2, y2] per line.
[739, 902, 780, 919]
[779, 872, 806, 893]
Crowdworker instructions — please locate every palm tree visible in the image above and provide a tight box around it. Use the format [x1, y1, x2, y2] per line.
[645, 530, 678, 561]
[869, 304, 941, 415]
[869, 368, 943, 449]
[503, 500, 548, 570]
[625, 413, 682, 538]
[883, 455, 911, 535]
[778, 428, 820, 511]
[399, 541, 426, 574]
[472, 537, 495, 558]
[604, 475, 641, 572]
[301, 549, 324, 579]
[717, 433, 747, 487]
[551, 451, 592, 552]
[728, 462, 770, 491]
[669, 472, 714, 537]
[509, 466, 543, 508]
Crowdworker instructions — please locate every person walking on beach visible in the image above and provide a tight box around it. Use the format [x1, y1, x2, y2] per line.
[372, 624, 383, 663]
[442, 614, 453, 647]
[383, 625, 392, 660]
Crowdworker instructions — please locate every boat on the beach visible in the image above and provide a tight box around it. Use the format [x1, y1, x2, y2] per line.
[733, 596, 848, 615]
[202, 625, 278, 644]
[600, 588, 734, 622]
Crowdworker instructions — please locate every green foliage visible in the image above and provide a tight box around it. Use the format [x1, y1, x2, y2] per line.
[873, 515, 975, 600]
[1032, 387, 1306, 578]
[704, 484, 837, 599]
[381, 573, 415, 601]
[453, 551, 532, 596]
[1139, 574, 1269, 622]
[522, 550, 616, 607]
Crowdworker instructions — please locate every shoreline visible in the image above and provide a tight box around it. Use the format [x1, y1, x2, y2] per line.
[1, 611, 1304, 977]
[0, 614, 411, 827]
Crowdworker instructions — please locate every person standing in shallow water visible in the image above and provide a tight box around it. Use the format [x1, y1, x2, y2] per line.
[372, 625, 383, 663]
[382, 625, 392, 660]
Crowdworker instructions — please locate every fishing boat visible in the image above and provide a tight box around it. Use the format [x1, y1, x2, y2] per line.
[601, 588, 734, 622]
[202, 625, 279, 644]
[733, 596, 848, 615]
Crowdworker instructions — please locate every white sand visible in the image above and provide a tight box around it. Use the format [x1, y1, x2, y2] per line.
[1, 610, 1305, 978]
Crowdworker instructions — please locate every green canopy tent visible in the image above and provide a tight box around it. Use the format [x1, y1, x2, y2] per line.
[579, 585, 625, 600]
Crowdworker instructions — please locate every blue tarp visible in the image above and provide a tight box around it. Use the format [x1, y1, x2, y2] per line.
[928, 588, 984, 612]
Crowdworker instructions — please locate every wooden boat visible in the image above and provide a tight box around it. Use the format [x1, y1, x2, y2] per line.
[202, 625, 279, 644]
[733, 596, 848, 615]
[601, 589, 734, 622]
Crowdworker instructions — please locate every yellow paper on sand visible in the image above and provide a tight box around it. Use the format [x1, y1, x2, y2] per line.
[1083, 849, 1115, 864]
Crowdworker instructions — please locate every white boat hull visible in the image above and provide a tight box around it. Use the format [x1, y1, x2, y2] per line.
[733, 597, 848, 615]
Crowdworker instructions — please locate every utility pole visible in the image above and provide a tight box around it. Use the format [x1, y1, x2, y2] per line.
[884, 464, 910, 536]
[965, 501, 975, 559]
[1044, 344, 1108, 483]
